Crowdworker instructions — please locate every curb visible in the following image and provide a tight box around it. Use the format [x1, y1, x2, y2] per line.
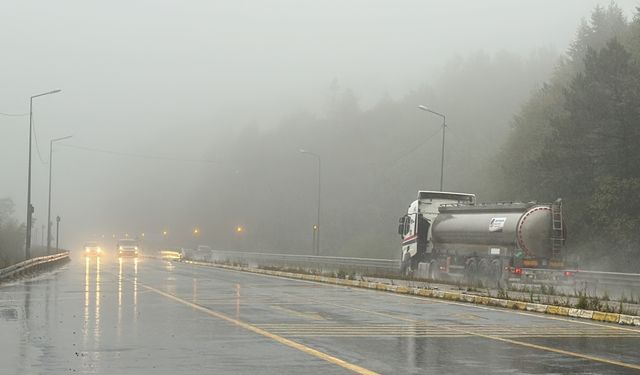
[182, 260, 640, 327]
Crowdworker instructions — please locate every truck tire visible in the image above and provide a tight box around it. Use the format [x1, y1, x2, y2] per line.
[491, 259, 503, 286]
[427, 261, 437, 280]
[400, 257, 412, 277]
[478, 258, 490, 281]
[464, 258, 478, 284]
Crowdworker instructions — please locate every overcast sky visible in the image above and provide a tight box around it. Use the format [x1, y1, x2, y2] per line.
[1, 0, 638, 247]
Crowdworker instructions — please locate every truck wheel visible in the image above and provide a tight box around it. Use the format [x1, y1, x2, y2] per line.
[478, 259, 490, 283]
[464, 258, 478, 284]
[427, 261, 438, 280]
[491, 259, 503, 287]
[400, 258, 412, 277]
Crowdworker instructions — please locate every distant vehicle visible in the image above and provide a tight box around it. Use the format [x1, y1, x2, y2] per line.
[117, 239, 139, 257]
[193, 245, 212, 261]
[160, 248, 182, 260]
[179, 247, 193, 260]
[83, 241, 102, 257]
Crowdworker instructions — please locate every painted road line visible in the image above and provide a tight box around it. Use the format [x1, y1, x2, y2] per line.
[178, 259, 640, 334]
[306, 297, 640, 371]
[140, 283, 379, 375]
[257, 325, 640, 337]
[392, 292, 640, 334]
[270, 305, 326, 320]
[179, 260, 640, 328]
[172, 260, 640, 369]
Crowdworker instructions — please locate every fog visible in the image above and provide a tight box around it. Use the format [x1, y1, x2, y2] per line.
[1, 0, 638, 256]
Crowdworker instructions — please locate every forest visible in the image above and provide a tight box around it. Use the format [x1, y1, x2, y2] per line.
[497, 4, 640, 270]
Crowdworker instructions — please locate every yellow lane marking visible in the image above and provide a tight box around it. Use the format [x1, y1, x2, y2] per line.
[242, 265, 640, 333]
[309, 298, 640, 371]
[140, 283, 378, 375]
[192, 300, 319, 306]
[184, 261, 640, 334]
[259, 327, 639, 335]
[466, 331, 640, 371]
[170, 260, 640, 369]
[451, 312, 486, 320]
[270, 305, 325, 320]
[392, 292, 640, 333]
[252, 334, 637, 339]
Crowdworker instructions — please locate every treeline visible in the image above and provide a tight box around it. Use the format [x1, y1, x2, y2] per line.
[0, 198, 25, 267]
[497, 4, 640, 271]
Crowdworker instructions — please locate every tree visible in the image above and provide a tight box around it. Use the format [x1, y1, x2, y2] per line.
[0, 198, 26, 267]
[499, 4, 640, 270]
[517, 39, 640, 270]
[569, 4, 628, 68]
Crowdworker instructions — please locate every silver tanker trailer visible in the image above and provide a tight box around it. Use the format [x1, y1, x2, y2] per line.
[398, 191, 567, 285]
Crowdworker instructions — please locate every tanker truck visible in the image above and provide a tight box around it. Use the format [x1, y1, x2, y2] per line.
[398, 191, 567, 285]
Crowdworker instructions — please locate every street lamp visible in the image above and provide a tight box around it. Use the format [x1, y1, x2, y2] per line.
[26, 89, 61, 259]
[55, 216, 61, 251]
[47, 135, 72, 255]
[299, 149, 321, 255]
[418, 105, 447, 191]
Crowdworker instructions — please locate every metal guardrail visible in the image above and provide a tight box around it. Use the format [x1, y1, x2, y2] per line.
[0, 251, 70, 281]
[165, 249, 640, 299]
[573, 269, 640, 288]
[204, 250, 640, 289]
[207, 250, 400, 276]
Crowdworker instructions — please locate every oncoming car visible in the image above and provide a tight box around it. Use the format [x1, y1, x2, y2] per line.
[117, 239, 139, 257]
[83, 241, 102, 257]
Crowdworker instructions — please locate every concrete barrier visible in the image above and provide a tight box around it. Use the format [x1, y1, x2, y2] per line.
[525, 303, 548, 313]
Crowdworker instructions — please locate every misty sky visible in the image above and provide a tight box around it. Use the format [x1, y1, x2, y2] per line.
[1, 0, 638, 247]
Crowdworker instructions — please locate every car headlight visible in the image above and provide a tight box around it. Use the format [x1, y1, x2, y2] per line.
[97, 247, 101, 252]
[119, 246, 123, 250]
[85, 248, 89, 252]
[134, 246, 138, 250]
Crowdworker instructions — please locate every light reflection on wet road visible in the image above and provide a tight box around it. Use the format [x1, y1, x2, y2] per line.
[1, 255, 639, 374]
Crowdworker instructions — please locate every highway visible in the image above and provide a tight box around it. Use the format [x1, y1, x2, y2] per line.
[1, 256, 639, 374]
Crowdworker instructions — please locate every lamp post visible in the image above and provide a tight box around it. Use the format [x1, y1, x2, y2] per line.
[192, 227, 200, 248]
[299, 149, 321, 255]
[26, 89, 61, 259]
[418, 105, 446, 191]
[47, 135, 72, 255]
[55, 216, 60, 251]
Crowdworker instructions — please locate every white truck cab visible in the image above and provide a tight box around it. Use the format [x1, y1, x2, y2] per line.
[398, 191, 476, 274]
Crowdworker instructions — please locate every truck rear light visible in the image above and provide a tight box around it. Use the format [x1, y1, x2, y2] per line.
[513, 267, 523, 275]
[564, 271, 573, 277]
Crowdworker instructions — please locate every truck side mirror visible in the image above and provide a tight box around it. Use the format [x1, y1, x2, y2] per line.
[398, 217, 405, 236]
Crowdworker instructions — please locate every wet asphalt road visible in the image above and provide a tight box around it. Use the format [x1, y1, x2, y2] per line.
[1, 255, 639, 375]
